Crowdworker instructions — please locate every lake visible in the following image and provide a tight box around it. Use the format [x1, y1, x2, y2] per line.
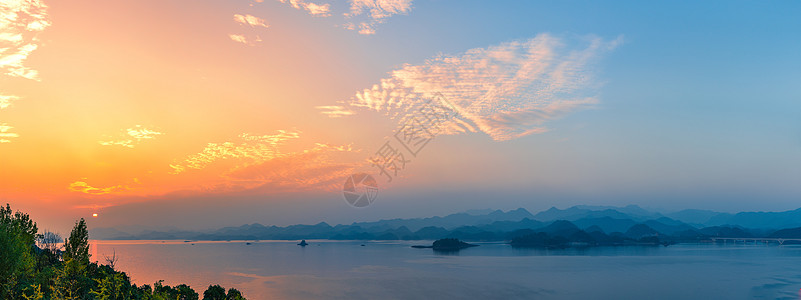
[90, 240, 801, 299]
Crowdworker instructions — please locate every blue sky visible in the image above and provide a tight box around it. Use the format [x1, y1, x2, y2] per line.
[1, 0, 799, 230]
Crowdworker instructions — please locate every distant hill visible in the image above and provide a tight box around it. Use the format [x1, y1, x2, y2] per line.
[90, 205, 801, 245]
[350, 208, 536, 232]
[665, 209, 727, 225]
[705, 208, 801, 229]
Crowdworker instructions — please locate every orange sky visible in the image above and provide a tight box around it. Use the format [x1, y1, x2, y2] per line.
[1, 0, 612, 216]
[0, 1, 379, 218]
[5, 0, 798, 232]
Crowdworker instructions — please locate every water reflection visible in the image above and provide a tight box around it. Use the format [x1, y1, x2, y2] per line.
[91, 240, 801, 299]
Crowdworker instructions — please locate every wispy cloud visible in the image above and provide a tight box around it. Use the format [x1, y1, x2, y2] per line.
[277, 0, 331, 17]
[234, 14, 269, 28]
[69, 130, 357, 200]
[169, 129, 302, 174]
[316, 105, 355, 118]
[229, 34, 248, 44]
[224, 143, 356, 192]
[0, 0, 51, 80]
[167, 130, 358, 194]
[229, 14, 268, 45]
[68, 180, 130, 195]
[275, 0, 408, 34]
[228, 34, 263, 45]
[330, 34, 621, 141]
[0, 94, 19, 109]
[344, 0, 413, 35]
[99, 125, 163, 148]
[0, 123, 18, 143]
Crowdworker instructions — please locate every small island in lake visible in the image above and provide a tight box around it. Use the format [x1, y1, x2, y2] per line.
[412, 238, 479, 251]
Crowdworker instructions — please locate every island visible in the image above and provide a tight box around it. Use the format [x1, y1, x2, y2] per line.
[412, 238, 479, 251]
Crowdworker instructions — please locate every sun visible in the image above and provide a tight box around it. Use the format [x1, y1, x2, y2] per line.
[92, 213, 98, 218]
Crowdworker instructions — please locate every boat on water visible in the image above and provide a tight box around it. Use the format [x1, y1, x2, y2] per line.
[298, 240, 309, 246]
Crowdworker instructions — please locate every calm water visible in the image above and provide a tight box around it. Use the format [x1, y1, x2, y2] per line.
[90, 240, 801, 299]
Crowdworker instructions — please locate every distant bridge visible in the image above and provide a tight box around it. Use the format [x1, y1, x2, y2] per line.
[709, 237, 801, 245]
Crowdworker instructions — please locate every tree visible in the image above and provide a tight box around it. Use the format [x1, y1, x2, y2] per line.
[64, 218, 90, 264]
[174, 284, 200, 300]
[1, 205, 247, 300]
[36, 230, 63, 254]
[154, 281, 199, 300]
[54, 218, 92, 298]
[226, 288, 246, 300]
[103, 250, 119, 270]
[1, 203, 38, 244]
[203, 285, 226, 300]
[36, 230, 63, 266]
[0, 204, 37, 298]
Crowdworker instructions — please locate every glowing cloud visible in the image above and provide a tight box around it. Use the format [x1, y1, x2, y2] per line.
[222, 143, 356, 193]
[316, 105, 355, 118]
[0, 94, 18, 109]
[68, 180, 129, 195]
[344, 0, 413, 35]
[277, 0, 331, 17]
[228, 33, 262, 45]
[170, 129, 302, 174]
[229, 34, 248, 43]
[99, 125, 163, 148]
[273, 0, 410, 34]
[0, 0, 51, 80]
[0, 123, 18, 143]
[166, 130, 356, 194]
[234, 14, 269, 28]
[331, 34, 621, 141]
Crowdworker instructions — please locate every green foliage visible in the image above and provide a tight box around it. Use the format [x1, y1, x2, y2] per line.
[203, 285, 226, 300]
[1, 204, 38, 244]
[226, 288, 246, 300]
[0, 204, 37, 299]
[0, 203, 247, 300]
[64, 218, 90, 264]
[154, 281, 199, 300]
[203, 285, 246, 300]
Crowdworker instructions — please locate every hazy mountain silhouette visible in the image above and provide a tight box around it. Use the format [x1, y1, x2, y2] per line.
[90, 205, 801, 244]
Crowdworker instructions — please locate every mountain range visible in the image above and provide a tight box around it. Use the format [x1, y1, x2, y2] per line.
[90, 205, 801, 242]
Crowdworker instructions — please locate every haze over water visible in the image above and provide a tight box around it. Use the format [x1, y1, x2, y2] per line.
[92, 240, 801, 299]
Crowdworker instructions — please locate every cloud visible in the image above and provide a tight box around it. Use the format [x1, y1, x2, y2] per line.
[344, 0, 413, 34]
[229, 34, 248, 44]
[229, 14, 268, 45]
[234, 14, 269, 28]
[277, 0, 331, 17]
[331, 34, 621, 141]
[224, 143, 356, 192]
[0, 0, 51, 80]
[316, 105, 355, 118]
[67, 130, 357, 203]
[166, 130, 358, 195]
[0, 123, 18, 143]
[99, 125, 163, 148]
[228, 33, 262, 45]
[0, 94, 18, 109]
[169, 129, 302, 174]
[272, 0, 410, 34]
[68, 180, 130, 195]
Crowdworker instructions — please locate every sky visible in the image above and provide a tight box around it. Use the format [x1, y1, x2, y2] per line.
[1, 0, 799, 232]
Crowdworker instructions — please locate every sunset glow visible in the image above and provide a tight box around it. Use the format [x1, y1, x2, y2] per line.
[1, 0, 799, 234]
[3, 1, 801, 299]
